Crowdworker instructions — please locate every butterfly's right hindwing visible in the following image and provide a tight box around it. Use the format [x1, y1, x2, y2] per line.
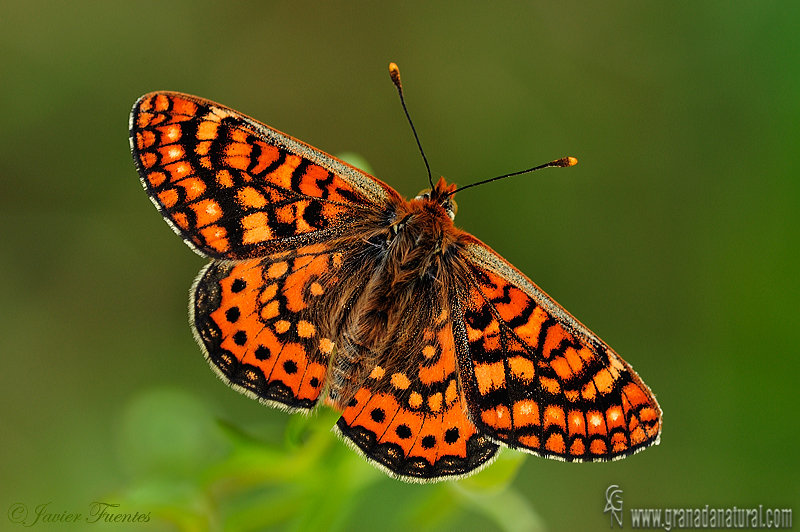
[332, 290, 500, 482]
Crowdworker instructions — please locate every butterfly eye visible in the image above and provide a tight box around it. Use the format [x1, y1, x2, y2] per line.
[442, 198, 457, 220]
[413, 190, 431, 201]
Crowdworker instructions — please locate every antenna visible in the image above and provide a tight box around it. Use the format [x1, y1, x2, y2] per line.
[446, 157, 578, 197]
[389, 62, 433, 189]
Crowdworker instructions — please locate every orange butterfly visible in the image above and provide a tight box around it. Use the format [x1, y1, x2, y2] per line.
[129, 64, 661, 483]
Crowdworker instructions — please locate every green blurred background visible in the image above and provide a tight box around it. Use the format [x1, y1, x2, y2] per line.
[1, 1, 797, 531]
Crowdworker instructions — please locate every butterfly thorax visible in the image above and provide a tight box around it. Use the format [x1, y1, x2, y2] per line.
[383, 179, 460, 281]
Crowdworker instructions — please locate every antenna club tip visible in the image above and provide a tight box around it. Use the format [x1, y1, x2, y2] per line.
[388, 63, 401, 86]
[556, 156, 578, 167]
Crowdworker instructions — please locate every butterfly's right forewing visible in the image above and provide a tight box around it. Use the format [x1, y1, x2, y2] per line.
[456, 242, 662, 461]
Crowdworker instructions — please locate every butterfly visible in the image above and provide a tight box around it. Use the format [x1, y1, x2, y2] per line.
[129, 64, 661, 483]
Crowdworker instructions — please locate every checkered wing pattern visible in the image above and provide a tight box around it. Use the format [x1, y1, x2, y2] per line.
[457, 242, 662, 461]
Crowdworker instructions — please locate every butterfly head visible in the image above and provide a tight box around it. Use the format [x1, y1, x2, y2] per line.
[412, 176, 458, 221]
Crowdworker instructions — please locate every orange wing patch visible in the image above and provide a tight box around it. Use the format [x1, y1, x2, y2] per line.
[191, 244, 341, 411]
[335, 384, 498, 482]
[457, 260, 661, 461]
[332, 301, 499, 481]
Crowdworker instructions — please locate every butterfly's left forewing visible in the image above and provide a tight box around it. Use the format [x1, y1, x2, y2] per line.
[130, 92, 399, 260]
[456, 241, 662, 461]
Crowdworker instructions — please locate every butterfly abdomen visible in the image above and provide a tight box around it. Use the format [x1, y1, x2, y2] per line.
[323, 194, 467, 408]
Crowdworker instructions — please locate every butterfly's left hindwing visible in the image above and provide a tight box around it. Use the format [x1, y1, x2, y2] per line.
[130, 92, 399, 259]
[457, 242, 662, 461]
[191, 244, 344, 412]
